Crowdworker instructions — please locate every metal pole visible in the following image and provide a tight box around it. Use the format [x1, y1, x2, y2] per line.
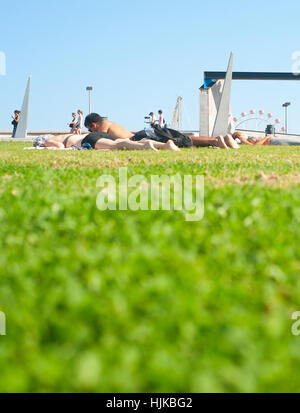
[86, 87, 93, 114]
[283, 102, 291, 134]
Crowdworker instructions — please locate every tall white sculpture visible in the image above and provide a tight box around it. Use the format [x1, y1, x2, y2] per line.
[212, 52, 234, 138]
[172, 97, 183, 130]
[199, 52, 235, 137]
[15, 75, 31, 139]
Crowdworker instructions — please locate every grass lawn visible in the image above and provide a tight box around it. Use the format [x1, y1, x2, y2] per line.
[1, 142, 300, 392]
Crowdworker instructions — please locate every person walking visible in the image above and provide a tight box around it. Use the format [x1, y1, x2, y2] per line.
[76, 110, 83, 134]
[11, 110, 20, 138]
[68, 113, 78, 133]
[147, 112, 157, 128]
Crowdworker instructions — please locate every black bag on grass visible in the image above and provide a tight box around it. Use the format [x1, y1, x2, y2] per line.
[152, 125, 193, 148]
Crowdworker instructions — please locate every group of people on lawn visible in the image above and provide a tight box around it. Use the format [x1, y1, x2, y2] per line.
[36, 113, 279, 152]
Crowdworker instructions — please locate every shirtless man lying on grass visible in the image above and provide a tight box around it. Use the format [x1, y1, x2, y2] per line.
[35, 132, 180, 151]
[84, 113, 135, 140]
[84, 112, 240, 149]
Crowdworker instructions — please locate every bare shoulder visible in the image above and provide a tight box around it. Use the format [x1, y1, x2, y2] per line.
[106, 120, 122, 130]
[99, 120, 111, 132]
[107, 121, 134, 139]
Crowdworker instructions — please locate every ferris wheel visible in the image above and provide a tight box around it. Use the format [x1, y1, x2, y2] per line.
[233, 110, 286, 133]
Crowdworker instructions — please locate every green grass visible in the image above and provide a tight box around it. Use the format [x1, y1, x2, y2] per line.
[1, 142, 300, 392]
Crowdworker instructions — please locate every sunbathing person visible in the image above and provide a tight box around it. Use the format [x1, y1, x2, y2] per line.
[192, 134, 240, 149]
[43, 133, 88, 148]
[35, 132, 180, 151]
[232, 131, 295, 146]
[84, 112, 240, 150]
[84, 113, 135, 139]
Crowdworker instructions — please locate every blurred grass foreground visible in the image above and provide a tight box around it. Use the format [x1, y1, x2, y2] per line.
[1, 142, 300, 392]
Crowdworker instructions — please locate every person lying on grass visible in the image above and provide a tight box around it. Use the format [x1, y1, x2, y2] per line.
[232, 131, 296, 146]
[232, 131, 269, 145]
[34, 133, 180, 151]
[84, 113, 135, 140]
[192, 134, 239, 149]
[84, 112, 240, 149]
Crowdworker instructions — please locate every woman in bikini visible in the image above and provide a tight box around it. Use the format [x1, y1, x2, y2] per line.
[40, 132, 180, 151]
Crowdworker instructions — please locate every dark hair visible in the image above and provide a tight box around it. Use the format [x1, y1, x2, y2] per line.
[84, 113, 103, 127]
[158, 110, 163, 114]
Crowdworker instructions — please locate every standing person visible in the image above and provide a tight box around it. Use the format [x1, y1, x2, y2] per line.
[11, 110, 20, 138]
[147, 112, 157, 128]
[158, 110, 166, 128]
[68, 113, 78, 133]
[76, 110, 83, 134]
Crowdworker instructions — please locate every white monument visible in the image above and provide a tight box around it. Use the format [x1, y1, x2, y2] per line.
[14, 75, 31, 139]
[199, 53, 234, 137]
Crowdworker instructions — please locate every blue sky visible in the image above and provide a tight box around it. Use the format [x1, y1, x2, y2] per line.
[1, 0, 300, 133]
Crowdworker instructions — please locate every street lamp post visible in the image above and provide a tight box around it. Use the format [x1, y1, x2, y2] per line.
[86, 86, 93, 114]
[282, 102, 291, 134]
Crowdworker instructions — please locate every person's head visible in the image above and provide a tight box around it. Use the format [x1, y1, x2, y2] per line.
[84, 113, 104, 132]
[149, 112, 154, 116]
[78, 109, 83, 115]
[158, 110, 163, 115]
[14, 110, 20, 115]
[33, 136, 47, 147]
[72, 112, 76, 117]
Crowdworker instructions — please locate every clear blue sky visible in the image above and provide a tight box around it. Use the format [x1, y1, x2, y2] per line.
[1, 0, 300, 133]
